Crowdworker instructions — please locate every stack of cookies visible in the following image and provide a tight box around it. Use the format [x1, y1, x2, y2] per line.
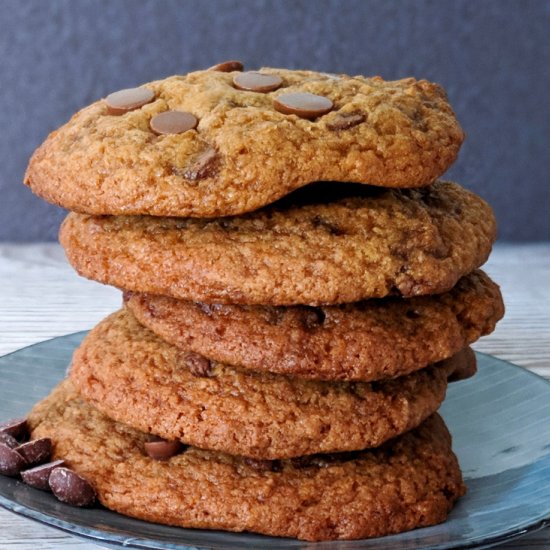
[16, 64, 504, 541]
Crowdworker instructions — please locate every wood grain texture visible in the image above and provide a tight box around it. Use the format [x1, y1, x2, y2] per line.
[0, 243, 548, 549]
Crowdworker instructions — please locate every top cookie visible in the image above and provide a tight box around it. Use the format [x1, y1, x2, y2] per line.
[24, 66, 464, 217]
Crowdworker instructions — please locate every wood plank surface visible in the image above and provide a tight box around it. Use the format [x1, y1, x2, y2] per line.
[0, 243, 548, 549]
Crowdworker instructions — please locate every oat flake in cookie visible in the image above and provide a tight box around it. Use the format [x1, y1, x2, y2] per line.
[28, 381, 466, 542]
[25, 67, 464, 217]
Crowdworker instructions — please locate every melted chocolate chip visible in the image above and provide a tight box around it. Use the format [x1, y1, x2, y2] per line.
[181, 147, 219, 181]
[0, 418, 28, 440]
[326, 113, 365, 131]
[405, 309, 421, 319]
[15, 438, 52, 466]
[209, 60, 244, 72]
[300, 307, 326, 329]
[21, 459, 65, 491]
[0, 442, 27, 477]
[49, 467, 96, 507]
[180, 351, 213, 377]
[144, 437, 185, 461]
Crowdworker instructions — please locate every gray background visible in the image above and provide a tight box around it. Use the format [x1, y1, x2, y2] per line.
[1, 0, 548, 242]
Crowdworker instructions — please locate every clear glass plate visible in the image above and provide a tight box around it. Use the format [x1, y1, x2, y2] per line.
[0, 333, 549, 549]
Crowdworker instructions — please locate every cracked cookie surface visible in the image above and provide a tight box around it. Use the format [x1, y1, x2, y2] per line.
[25, 67, 464, 217]
[69, 309, 473, 459]
[125, 270, 502, 381]
[28, 380, 465, 541]
[60, 181, 496, 305]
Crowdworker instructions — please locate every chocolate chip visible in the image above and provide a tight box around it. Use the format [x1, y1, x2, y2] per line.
[16, 438, 52, 466]
[326, 113, 365, 131]
[274, 92, 333, 119]
[182, 147, 219, 181]
[0, 432, 18, 449]
[21, 459, 65, 491]
[180, 351, 213, 377]
[244, 458, 282, 472]
[49, 467, 96, 507]
[0, 442, 27, 477]
[300, 307, 326, 329]
[233, 72, 282, 93]
[406, 309, 421, 319]
[150, 111, 198, 135]
[0, 417, 28, 440]
[209, 60, 244, 72]
[105, 87, 155, 115]
[144, 437, 184, 461]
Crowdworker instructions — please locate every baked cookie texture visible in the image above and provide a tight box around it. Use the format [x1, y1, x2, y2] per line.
[28, 380, 466, 541]
[125, 270, 503, 381]
[69, 309, 474, 459]
[24, 68, 464, 217]
[59, 181, 496, 306]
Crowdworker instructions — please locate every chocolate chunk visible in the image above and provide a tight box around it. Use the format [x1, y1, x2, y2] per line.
[209, 60, 244, 72]
[105, 87, 155, 115]
[406, 309, 421, 319]
[182, 147, 218, 181]
[326, 113, 365, 131]
[0, 417, 28, 440]
[300, 307, 326, 329]
[21, 459, 65, 491]
[233, 72, 282, 93]
[150, 111, 198, 135]
[0, 432, 18, 449]
[274, 92, 333, 119]
[49, 467, 96, 507]
[0, 442, 27, 477]
[144, 437, 184, 461]
[244, 458, 282, 472]
[16, 438, 52, 466]
[180, 351, 213, 377]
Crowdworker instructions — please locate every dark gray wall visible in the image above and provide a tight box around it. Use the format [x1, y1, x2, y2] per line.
[1, 0, 549, 241]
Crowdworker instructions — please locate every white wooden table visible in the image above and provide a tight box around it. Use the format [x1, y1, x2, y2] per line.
[0, 243, 548, 549]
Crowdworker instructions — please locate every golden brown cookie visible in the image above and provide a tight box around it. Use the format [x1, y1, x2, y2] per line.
[25, 67, 464, 217]
[69, 309, 474, 459]
[59, 181, 496, 305]
[125, 270, 502, 381]
[28, 380, 465, 541]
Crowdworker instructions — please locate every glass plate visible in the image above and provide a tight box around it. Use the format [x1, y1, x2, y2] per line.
[0, 333, 549, 550]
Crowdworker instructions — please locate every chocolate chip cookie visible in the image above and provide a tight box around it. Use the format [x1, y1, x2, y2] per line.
[59, 181, 496, 305]
[69, 309, 474, 459]
[125, 270, 502, 381]
[28, 380, 466, 541]
[25, 67, 464, 217]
